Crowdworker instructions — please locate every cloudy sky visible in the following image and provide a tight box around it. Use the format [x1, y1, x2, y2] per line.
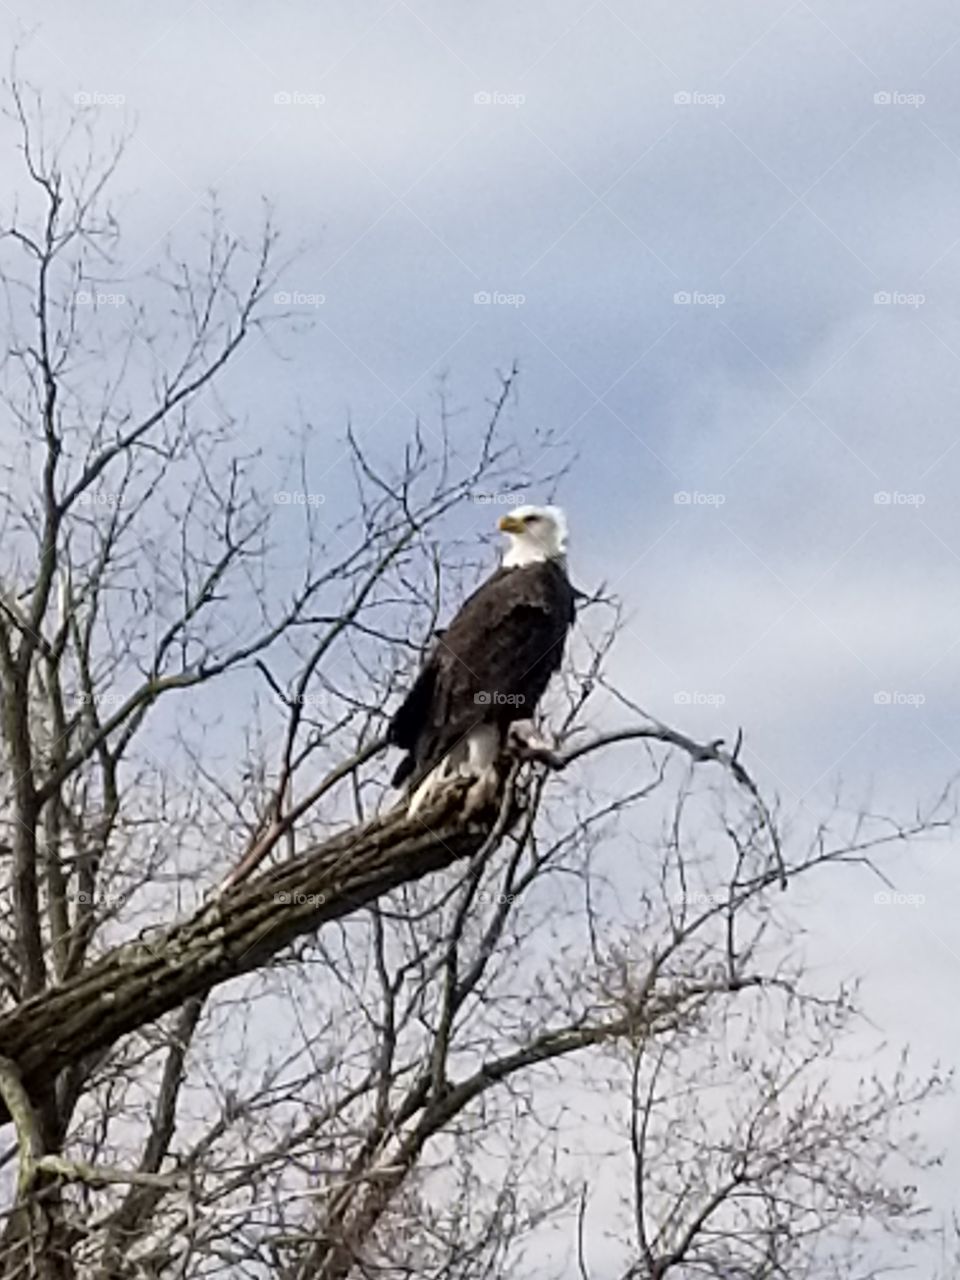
[4, 0, 960, 1268]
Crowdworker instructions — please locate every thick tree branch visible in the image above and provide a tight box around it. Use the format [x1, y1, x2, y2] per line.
[0, 781, 497, 1114]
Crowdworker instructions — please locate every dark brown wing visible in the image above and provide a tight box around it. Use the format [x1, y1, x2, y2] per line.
[389, 561, 575, 788]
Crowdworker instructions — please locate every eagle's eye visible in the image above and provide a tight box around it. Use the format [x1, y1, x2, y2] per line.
[524, 514, 540, 524]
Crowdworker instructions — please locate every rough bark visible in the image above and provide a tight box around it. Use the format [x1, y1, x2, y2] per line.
[0, 785, 493, 1120]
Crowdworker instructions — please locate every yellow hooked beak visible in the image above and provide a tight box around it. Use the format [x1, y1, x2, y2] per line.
[498, 514, 525, 534]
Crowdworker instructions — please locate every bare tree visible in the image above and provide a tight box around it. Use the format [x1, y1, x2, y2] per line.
[0, 81, 951, 1280]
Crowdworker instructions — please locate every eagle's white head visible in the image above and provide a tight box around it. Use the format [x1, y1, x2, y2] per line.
[497, 504, 568, 568]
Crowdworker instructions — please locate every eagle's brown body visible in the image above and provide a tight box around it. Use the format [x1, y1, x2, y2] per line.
[389, 557, 576, 792]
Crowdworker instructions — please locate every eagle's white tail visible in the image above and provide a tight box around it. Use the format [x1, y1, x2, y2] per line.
[407, 724, 500, 817]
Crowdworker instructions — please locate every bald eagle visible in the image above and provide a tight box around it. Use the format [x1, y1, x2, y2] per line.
[388, 505, 576, 814]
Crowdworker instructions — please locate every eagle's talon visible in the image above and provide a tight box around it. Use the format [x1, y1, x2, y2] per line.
[463, 767, 501, 819]
[508, 720, 555, 755]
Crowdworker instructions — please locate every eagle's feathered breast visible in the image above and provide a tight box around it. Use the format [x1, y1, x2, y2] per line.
[389, 558, 576, 789]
